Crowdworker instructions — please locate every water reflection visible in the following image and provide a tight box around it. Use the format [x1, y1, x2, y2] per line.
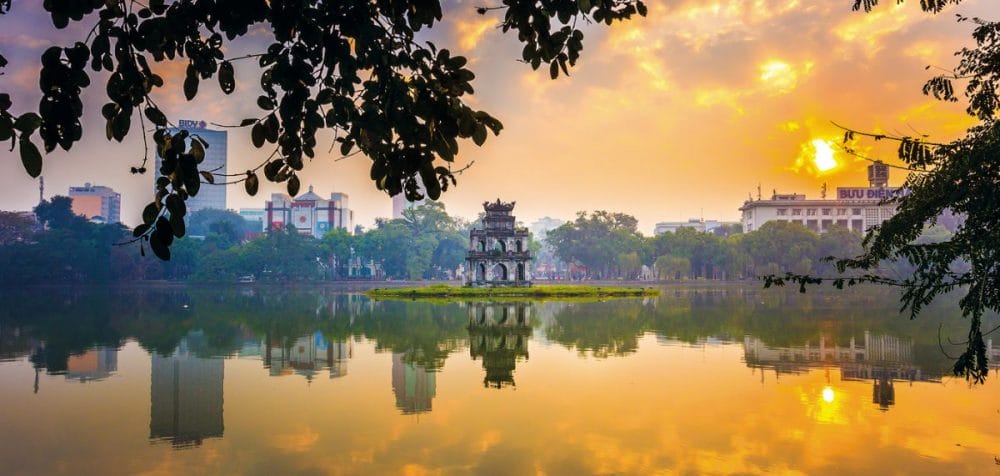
[149, 332, 224, 448]
[65, 347, 117, 382]
[468, 302, 531, 388]
[2, 286, 1000, 473]
[744, 332, 941, 411]
[392, 353, 436, 414]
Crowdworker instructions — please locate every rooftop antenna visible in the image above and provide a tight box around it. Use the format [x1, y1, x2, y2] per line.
[756, 183, 761, 201]
[38, 176, 44, 205]
[821, 182, 827, 199]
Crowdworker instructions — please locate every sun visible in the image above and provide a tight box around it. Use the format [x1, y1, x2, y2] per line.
[811, 139, 838, 172]
[822, 386, 835, 403]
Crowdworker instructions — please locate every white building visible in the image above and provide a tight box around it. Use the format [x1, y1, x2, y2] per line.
[265, 186, 353, 238]
[654, 219, 731, 235]
[740, 162, 905, 234]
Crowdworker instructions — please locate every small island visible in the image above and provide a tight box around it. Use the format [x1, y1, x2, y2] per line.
[365, 284, 659, 300]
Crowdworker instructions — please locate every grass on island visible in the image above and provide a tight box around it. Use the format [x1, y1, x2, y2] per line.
[365, 284, 659, 300]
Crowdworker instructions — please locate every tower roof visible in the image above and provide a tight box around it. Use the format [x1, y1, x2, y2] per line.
[483, 199, 515, 212]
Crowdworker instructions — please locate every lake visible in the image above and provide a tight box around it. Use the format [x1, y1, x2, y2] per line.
[0, 285, 998, 474]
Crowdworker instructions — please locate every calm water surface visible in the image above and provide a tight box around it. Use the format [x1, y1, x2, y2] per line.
[1, 285, 998, 475]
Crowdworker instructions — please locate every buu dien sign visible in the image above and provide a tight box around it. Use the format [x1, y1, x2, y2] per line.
[177, 119, 208, 129]
[836, 187, 910, 200]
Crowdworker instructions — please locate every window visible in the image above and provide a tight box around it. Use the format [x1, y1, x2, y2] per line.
[792, 209, 802, 216]
[806, 209, 817, 216]
[837, 208, 848, 216]
[822, 208, 831, 216]
[852, 208, 862, 215]
[777, 208, 787, 216]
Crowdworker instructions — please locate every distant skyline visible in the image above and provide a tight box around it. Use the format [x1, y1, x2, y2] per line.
[0, 1, 990, 235]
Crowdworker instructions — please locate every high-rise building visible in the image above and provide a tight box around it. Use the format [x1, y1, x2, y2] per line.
[265, 186, 354, 238]
[391, 182, 426, 219]
[68, 183, 121, 223]
[150, 333, 224, 448]
[154, 120, 227, 213]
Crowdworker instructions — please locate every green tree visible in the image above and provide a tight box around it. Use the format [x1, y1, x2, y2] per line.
[0, 0, 645, 260]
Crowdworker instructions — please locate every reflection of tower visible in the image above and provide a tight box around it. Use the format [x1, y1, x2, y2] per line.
[150, 334, 224, 448]
[65, 347, 118, 382]
[873, 372, 896, 411]
[468, 303, 531, 388]
[391, 353, 436, 414]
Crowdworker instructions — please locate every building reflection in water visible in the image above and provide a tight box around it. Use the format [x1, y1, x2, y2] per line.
[65, 347, 118, 382]
[392, 353, 436, 414]
[149, 331, 224, 448]
[468, 302, 531, 389]
[743, 331, 938, 411]
[261, 331, 352, 381]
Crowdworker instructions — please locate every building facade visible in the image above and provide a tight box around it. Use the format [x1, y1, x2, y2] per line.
[68, 183, 121, 223]
[391, 182, 427, 219]
[740, 162, 906, 234]
[653, 218, 738, 235]
[466, 199, 532, 287]
[265, 186, 354, 238]
[154, 120, 228, 213]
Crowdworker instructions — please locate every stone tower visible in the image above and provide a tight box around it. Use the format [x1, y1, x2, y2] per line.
[466, 199, 532, 287]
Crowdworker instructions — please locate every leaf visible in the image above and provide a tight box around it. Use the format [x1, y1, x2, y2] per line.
[287, 174, 300, 196]
[245, 172, 259, 196]
[251, 123, 265, 148]
[149, 232, 171, 260]
[472, 124, 487, 146]
[239, 118, 257, 127]
[165, 193, 186, 218]
[190, 138, 205, 163]
[132, 223, 150, 238]
[550, 61, 559, 80]
[169, 213, 186, 238]
[13, 112, 41, 133]
[0, 93, 11, 112]
[142, 202, 159, 225]
[18, 139, 42, 178]
[144, 106, 167, 127]
[183, 64, 199, 101]
[200, 170, 215, 184]
[218, 60, 235, 94]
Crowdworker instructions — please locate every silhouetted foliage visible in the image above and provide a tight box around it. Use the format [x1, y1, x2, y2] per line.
[0, 0, 646, 260]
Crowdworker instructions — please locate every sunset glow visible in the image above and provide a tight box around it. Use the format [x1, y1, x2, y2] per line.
[812, 139, 839, 172]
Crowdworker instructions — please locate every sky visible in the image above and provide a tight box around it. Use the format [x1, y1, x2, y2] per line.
[0, 0, 990, 234]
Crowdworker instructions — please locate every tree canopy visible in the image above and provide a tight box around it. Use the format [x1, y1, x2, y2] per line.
[0, 0, 646, 259]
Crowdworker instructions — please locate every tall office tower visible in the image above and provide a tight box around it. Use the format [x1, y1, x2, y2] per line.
[67, 183, 121, 223]
[154, 120, 228, 213]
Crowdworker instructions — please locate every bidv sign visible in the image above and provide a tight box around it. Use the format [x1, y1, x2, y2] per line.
[178, 119, 208, 129]
[836, 187, 910, 200]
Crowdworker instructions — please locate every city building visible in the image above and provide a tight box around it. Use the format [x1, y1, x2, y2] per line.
[265, 186, 354, 238]
[740, 162, 906, 234]
[238, 208, 266, 233]
[391, 183, 426, 219]
[68, 183, 121, 223]
[466, 199, 532, 287]
[653, 218, 737, 235]
[149, 333, 225, 448]
[154, 120, 228, 213]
